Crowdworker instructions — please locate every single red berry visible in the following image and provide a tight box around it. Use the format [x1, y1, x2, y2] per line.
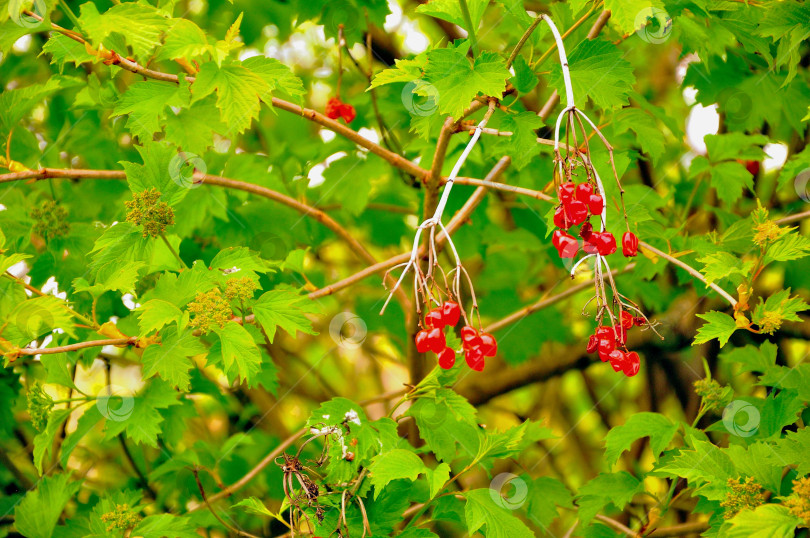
[583, 236, 599, 254]
[586, 334, 599, 354]
[415, 330, 430, 353]
[553, 206, 570, 229]
[633, 316, 646, 326]
[597, 338, 615, 356]
[552, 229, 567, 248]
[595, 326, 613, 339]
[613, 325, 627, 345]
[575, 183, 593, 203]
[554, 232, 579, 258]
[425, 309, 445, 329]
[608, 349, 626, 372]
[461, 326, 481, 349]
[441, 301, 461, 327]
[479, 333, 497, 357]
[622, 231, 638, 257]
[743, 160, 760, 176]
[564, 199, 589, 227]
[465, 346, 485, 371]
[580, 221, 594, 240]
[621, 311, 634, 330]
[587, 193, 604, 215]
[340, 103, 356, 123]
[623, 351, 640, 377]
[594, 232, 617, 256]
[426, 327, 446, 353]
[598, 347, 611, 362]
[438, 347, 456, 369]
[558, 183, 575, 204]
[325, 97, 342, 120]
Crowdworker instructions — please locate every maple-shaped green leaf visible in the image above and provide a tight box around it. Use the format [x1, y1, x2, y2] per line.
[751, 288, 809, 333]
[121, 142, 189, 206]
[694, 311, 737, 347]
[210, 246, 276, 273]
[757, 2, 810, 85]
[213, 322, 262, 384]
[763, 231, 810, 264]
[14, 473, 82, 538]
[604, 412, 679, 466]
[475, 420, 554, 463]
[709, 161, 754, 205]
[243, 56, 306, 102]
[705, 133, 768, 163]
[656, 440, 735, 500]
[113, 78, 191, 141]
[141, 328, 206, 390]
[604, 0, 665, 35]
[726, 504, 801, 538]
[41, 33, 96, 68]
[406, 388, 480, 463]
[423, 48, 509, 118]
[252, 288, 318, 342]
[368, 448, 428, 498]
[723, 443, 784, 494]
[164, 97, 224, 154]
[131, 514, 200, 538]
[136, 299, 185, 336]
[697, 251, 754, 285]
[526, 476, 574, 528]
[74, 261, 146, 297]
[758, 364, 810, 401]
[191, 61, 270, 134]
[576, 471, 643, 522]
[103, 379, 181, 447]
[720, 341, 777, 374]
[549, 39, 635, 109]
[613, 108, 666, 162]
[369, 55, 427, 89]
[6, 295, 77, 346]
[766, 427, 810, 475]
[416, 0, 489, 33]
[79, 2, 170, 59]
[40, 353, 78, 391]
[464, 489, 534, 538]
[495, 112, 543, 170]
[0, 75, 83, 129]
[157, 18, 211, 62]
[510, 55, 538, 95]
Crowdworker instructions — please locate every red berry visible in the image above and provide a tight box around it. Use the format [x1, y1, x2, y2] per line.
[552, 229, 567, 248]
[415, 330, 430, 353]
[426, 327, 446, 353]
[554, 233, 579, 258]
[621, 311, 634, 330]
[580, 222, 594, 240]
[583, 236, 599, 254]
[613, 325, 627, 345]
[438, 347, 456, 369]
[608, 349, 626, 372]
[479, 333, 497, 357]
[622, 231, 638, 257]
[593, 232, 617, 256]
[597, 338, 615, 356]
[460, 326, 481, 349]
[558, 183, 575, 203]
[553, 206, 570, 229]
[623, 351, 640, 377]
[587, 193, 604, 215]
[325, 97, 342, 120]
[743, 160, 760, 176]
[586, 334, 599, 354]
[425, 309, 445, 329]
[340, 103, 356, 123]
[598, 347, 611, 362]
[575, 183, 593, 203]
[564, 199, 589, 227]
[595, 326, 613, 339]
[441, 301, 461, 327]
[465, 346, 485, 371]
[633, 316, 646, 326]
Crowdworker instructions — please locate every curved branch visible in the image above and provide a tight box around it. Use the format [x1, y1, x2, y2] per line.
[16, 338, 137, 356]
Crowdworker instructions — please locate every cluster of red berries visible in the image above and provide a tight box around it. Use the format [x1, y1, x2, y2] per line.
[325, 97, 356, 123]
[414, 301, 497, 372]
[585, 311, 645, 377]
[550, 182, 639, 259]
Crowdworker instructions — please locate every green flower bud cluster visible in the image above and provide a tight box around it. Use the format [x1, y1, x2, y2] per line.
[30, 200, 70, 239]
[100, 504, 141, 532]
[720, 477, 765, 519]
[188, 288, 232, 334]
[27, 383, 54, 431]
[225, 276, 259, 302]
[125, 188, 174, 238]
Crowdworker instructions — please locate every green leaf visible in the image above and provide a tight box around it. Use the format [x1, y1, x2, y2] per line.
[709, 161, 755, 205]
[423, 48, 509, 119]
[113, 79, 191, 141]
[79, 2, 170, 59]
[576, 471, 642, 522]
[604, 412, 678, 467]
[604, 0, 665, 35]
[723, 443, 784, 493]
[720, 342, 777, 374]
[191, 61, 270, 134]
[33, 407, 72, 474]
[210, 246, 276, 273]
[368, 448, 428, 498]
[495, 112, 543, 170]
[243, 55, 306, 102]
[752, 288, 809, 333]
[510, 55, 538, 95]
[61, 405, 104, 468]
[252, 288, 318, 342]
[406, 388, 480, 463]
[549, 39, 635, 109]
[526, 476, 574, 528]
[136, 299, 184, 336]
[766, 427, 810, 475]
[705, 133, 768, 163]
[141, 328, 206, 390]
[656, 440, 735, 500]
[613, 108, 666, 163]
[697, 251, 754, 285]
[7, 295, 77, 346]
[40, 353, 78, 391]
[369, 56, 427, 89]
[726, 504, 801, 538]
[131, 514, 200, 538]
[14, 473, 82, 538]
[764, 231, 810, 264]
[103, 379, 180, 447]
[416, 0, 489, 32]
[213, 322, 262, 384]
[694, 311, 738, 347]
[157, 18, 211, 62]
[121, 142, 188, 206]
[464, 489, 534, 538]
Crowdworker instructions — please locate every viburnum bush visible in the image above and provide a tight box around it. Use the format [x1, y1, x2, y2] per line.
[2, 0, 810, 536]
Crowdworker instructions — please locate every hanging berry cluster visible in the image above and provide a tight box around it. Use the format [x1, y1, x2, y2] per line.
[413, 300, 498, 371]
[545, 14, 660, 378]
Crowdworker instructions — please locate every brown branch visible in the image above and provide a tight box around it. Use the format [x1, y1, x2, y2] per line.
[193, 468, 262, 538]
[647, 520, 710, 537]
[16, 338, 136, 355]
